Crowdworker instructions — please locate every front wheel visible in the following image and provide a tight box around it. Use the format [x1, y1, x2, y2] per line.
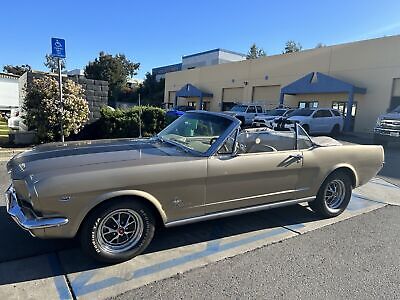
[309, 171, 352, 218]
[80, 199, 155, 263]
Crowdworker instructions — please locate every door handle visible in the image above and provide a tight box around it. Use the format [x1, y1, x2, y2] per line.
[289, 154, 303, 161]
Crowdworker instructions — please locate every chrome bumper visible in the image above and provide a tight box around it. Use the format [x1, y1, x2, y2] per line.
[5, 185, 69, 231]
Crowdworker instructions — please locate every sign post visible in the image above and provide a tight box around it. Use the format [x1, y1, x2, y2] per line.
[138, 93, 142, 138]
[51, 38, 66, 142]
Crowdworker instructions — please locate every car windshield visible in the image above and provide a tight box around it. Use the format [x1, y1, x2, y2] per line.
[392, 105, 400, 113]
[158, 112, 234, 154]
[265, 109, 286, 116]
[230, 105, 247, 112]
[288, 109, 315, 117]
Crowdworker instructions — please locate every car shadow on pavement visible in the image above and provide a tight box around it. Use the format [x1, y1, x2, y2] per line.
[0, 203, 322, 285]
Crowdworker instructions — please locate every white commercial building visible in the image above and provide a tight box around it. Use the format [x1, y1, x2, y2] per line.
[0, 72, 19, 111]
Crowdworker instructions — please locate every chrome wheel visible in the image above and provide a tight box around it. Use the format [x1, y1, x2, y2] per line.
[96, 209, 144, 254]
[324, 179, 346, 212]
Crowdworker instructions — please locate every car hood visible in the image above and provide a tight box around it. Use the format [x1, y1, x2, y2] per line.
[255, 115, 276, 121]
[380, 112, 400, 120]
[286, 116, 310, 122]
[223, 111, 239, 116]
[7, 138, 194, 180]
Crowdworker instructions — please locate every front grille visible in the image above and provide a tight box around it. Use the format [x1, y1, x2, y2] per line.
[380, 119, 400, 130]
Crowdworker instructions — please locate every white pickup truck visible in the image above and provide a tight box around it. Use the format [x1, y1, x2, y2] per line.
[271, 108, 344, 136]
[374, 105, 400, 145]
[223, 104, 263, 126]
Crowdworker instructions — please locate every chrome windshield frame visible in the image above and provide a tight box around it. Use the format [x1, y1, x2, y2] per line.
[156, 111, 241, 157]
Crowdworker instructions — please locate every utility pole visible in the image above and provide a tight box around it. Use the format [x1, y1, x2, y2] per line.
[58, 57, 64, 142]
[138, 93, 142, 138]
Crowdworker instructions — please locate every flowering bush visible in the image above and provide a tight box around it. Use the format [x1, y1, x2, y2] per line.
[23, 76, 89, 142]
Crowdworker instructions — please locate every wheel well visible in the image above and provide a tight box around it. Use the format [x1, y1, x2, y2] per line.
[78, 195, 165, 235]
[331, 167, 357, 188]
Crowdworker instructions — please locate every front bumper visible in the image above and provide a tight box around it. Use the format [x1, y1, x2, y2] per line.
[374, 127, 400, 138]
[5, 185, 69, 236]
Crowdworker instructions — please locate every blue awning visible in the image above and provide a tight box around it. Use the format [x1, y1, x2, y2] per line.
[281, 72, 366, 95]
[175, 84, 213, 98]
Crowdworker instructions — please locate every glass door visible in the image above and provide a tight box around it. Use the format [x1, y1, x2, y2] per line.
[332, 101, 357, 131]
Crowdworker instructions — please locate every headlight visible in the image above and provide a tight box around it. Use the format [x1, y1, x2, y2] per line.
[376, 118, 382, 126]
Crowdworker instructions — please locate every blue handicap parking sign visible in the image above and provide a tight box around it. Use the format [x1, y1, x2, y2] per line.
[51, 38, 66, 58]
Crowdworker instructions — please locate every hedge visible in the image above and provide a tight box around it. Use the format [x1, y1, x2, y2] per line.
[69, 106, 166, 140]
[99, 106, 166, 138]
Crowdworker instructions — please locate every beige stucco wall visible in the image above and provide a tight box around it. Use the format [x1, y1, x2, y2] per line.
[165, 35, 400, 132]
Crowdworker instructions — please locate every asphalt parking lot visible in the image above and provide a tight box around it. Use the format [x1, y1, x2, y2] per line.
[0, 136, 399, 300]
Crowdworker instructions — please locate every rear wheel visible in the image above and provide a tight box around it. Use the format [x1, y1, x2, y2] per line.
[309, 171, 352, 218]
[80, 199, 155, 263]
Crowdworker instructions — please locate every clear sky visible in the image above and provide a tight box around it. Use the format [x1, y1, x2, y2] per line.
[2, 0, 400, 78]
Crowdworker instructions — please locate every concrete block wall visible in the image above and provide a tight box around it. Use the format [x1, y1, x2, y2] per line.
[69, 76, 109, 122]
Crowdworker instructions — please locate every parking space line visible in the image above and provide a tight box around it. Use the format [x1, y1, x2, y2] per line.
[47, 253, 73, 300]
[70, 227, 290, 297]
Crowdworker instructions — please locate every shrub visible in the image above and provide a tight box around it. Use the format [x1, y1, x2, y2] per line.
[23, 76, 89, 142]
[98, 106, 166, 139]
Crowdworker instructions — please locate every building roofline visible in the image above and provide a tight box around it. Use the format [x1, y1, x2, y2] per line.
[182, 48, 246, 59]
[152, 63, 182, 72]
[165, 34, 400, 78]
[0, 72, 20, 79]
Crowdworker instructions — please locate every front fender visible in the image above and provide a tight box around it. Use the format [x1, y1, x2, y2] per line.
[92, 190, 168, 224]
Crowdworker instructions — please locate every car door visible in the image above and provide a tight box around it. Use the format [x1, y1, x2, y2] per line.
[310, 109, 331, 133]
[205, 145, 304, 214]
[246, 105, 257, 124]
[319, 109, 334, 133]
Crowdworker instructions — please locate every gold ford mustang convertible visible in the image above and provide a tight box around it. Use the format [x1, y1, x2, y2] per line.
[6, 111, 384, 263]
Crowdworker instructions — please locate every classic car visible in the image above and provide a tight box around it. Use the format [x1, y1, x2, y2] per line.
[6, 111, 384, 263]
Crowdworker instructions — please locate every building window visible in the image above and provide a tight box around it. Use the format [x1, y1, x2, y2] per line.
[298, 101, 318, 109]
[188, 101, 197, 108]
[332, 101, 357, 117]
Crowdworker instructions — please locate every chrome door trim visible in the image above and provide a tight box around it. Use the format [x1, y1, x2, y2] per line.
[190, 188, 309, 208]
[165, 196, 315, 227]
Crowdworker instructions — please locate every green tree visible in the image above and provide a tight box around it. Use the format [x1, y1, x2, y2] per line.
[84, 52, 140, 103]
[23, 76, 89, 142]
[246, 43, 266, 59]
[283, 40, 303, 53]
[44, 54, 66, 73]
[137, 72, 165, 106]
[2, 64, 31, 76]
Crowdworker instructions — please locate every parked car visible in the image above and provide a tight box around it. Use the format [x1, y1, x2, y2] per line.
[374, 105, 400, 145]
[271, 108, 344, 135]
[252, 108, 295, 128]
[223, 104, 263, 126]
[165, 105, 194, 123]
[7, 109, 27, 131]
[6, 111, 384, 263]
